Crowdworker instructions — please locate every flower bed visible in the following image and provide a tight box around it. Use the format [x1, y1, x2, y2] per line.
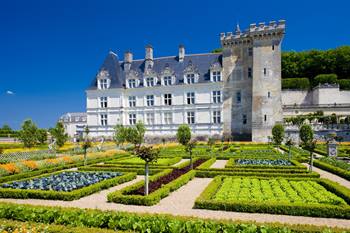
[0, 171, 136, 200]
[235, 159, 293, 166]
[194, 176, 350, 218]
[2, 171, 122, 192]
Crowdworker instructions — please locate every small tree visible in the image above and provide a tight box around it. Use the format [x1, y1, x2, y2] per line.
[285, 137, 294, 160]
[113, 125, 127, 149]
[303, 139, 316, 172]
[126, 121, 146, 150]
[176, 125, 191, 146]
[207, 137, 215, 156]
[82, 126, 92, 166]
[49, 122, 68, 148]
[272, 124, 285, 147]
[185, 140, 197, 169]
[36, 129, 47, 145]
[299, 124, 314, 147]
[18, 119, 38, 148]
[135, 146, 159, 195]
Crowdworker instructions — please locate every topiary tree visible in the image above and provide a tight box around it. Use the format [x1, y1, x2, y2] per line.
[49, 122, 68, 148]
[18, 119, 38, 148]
[272, 124, 285, 147]
[185, 140, 197, 169]
[82, 126, 92, 166]
[299, 124, 314, 147]
[303, 139, 317, 172]
[126, 121, 146, 151]
[176, 124, 192, 167]
[113, 124, 127, 149]
[135, 146, 159, 195]
[207, 137, 215, 156]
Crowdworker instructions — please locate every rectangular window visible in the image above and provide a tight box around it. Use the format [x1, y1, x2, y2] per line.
[212, 71, 221, 82]
[99, 79, 108, 89]
[146, 95, 154, 106]
[187, 112, 195, 124]
[212, 90, 222, 103]
[187, 92, 195, 105]
[248, 47, 253, 56]
[248, 67, 252, 78]
[268, 91, 271, 98]
[100, 97, 107, 108]
[129, 113, 136, 125]
[243, 114, 247, 125]
[164, 112, 173, 124]
[264, 68, 267, 76]
[146, 77, 155, 87]
[164, 94, 172, 105]
[236, 91, 241, 104]
[100, 114, 107, 126]
[186, 74, 195, 84]
[163, 76, 172, 86]
[146, 113, 155, 125]
[213, 111, 221, 124]
[128, 79, 136, 88]
[264, 114, 267, 122]
[129, 96, 136, 107]
[272, 43, 275, 50]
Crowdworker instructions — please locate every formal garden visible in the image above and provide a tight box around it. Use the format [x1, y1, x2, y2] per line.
[0, 122, 350, 232]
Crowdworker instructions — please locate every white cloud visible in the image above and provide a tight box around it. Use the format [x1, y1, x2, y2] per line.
[6, 90, 15, 95]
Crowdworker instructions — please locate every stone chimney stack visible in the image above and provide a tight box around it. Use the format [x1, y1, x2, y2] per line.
[178, 44, 185, 62]
[124, 50, 133, 71]
[145, 44, 154, 69]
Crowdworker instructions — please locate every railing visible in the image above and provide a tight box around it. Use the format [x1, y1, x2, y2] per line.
[283, 103, 350, 109]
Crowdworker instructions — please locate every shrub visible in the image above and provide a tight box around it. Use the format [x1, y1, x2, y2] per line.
[312, 74, 338, 87]
[338, 79, 350, 90]
[282, 78, 310, 90]
[272, 124, 285, 146]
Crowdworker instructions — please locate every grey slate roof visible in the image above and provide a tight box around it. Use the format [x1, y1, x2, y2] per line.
[87, 51, 222, 90]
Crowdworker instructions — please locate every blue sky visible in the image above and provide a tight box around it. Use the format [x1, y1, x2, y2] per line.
[0, 0, 348, 129]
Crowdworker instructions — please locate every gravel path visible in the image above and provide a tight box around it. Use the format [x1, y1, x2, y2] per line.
[1, 177, 350, 228]
[172, 159, 189, 167]
[303, 163, 350, 189]
[210, 160, 227, 169]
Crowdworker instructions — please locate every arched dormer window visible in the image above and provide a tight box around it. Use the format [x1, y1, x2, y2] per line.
[183, 61, 199, 84]
[210, 62, 222, 82]
[126, 70, 140, 88]
[97, 70, 111, 90]
[161, 64, 175, 86]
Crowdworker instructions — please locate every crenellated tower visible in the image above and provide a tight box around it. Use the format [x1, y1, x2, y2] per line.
[220, 20, 285, 142]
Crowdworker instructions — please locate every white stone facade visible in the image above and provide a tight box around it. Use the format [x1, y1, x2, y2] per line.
[59, 113, 87, 138]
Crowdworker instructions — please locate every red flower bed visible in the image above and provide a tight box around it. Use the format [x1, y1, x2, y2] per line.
[130, 159, 206, 196]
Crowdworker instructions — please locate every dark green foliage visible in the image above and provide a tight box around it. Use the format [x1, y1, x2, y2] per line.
[18, 119, 39, 148]
[312, 73, 338, 87]
[135, 146, 159, 163]
[299, 124, 314, 146]
[272, 124, 285, 146]
[282, 78, 310, 90]
[338, 79, 350, 90]
[36, 128, 47, 145]
[49, 122, 68, 148]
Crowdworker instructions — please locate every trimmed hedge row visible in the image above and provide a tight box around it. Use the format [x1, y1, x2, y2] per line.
[224, 158, 306, 170]
[105, 156, 182, 167]
[194, 176, 350, 219]
[282, 78, 310, 90]
[79, 165, 163, 175]
[107, 169, 196, 206]
[0, 219, 118, 233]
[0, 203, 345, 233]
[314, 160, 350, 181]
[0, 171, 136, 201]
[195, 170, 320, 178]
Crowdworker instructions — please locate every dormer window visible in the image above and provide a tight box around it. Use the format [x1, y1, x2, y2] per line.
[163, 76, 173, 86]
[212, 71, 222, 82]
[146, 77, 155, 87]
[186, 74, 196, 84]
[128, 79, 136, 88]
[98, 78, 110, 89]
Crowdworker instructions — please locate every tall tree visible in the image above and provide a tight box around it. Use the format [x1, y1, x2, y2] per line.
[49, 122, 68, 148]
[18, 119, 38, 148]
[36, 129, 48, 145]
[113, 124, 127, 148]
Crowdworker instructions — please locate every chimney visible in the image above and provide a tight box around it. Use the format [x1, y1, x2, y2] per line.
[124, 50, 133, 71]
[178, 44, 185, 62]
[145, 44, 153, 69]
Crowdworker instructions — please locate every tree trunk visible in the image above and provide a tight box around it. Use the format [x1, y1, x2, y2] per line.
[145, 162, 149, 196]
[84, 148, 87, 166]
[309, 152, 313, 173]
[190, 151, 193, 170]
